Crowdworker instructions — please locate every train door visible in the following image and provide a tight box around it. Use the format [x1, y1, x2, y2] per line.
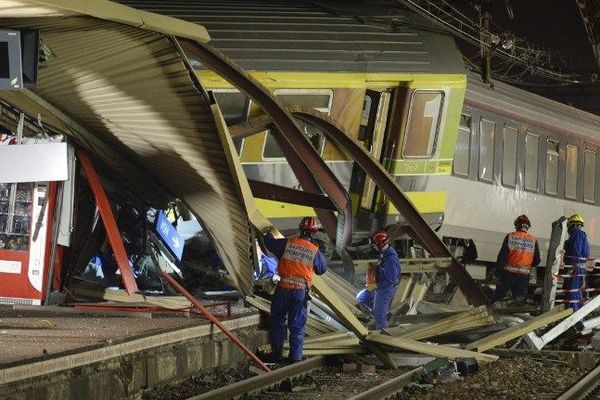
[352, 89, 392, 231]
[371, 86, 446, 226]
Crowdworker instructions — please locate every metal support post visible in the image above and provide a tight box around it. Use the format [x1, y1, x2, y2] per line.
[542, 217, 567, 312]
[78, 150, 139, 295]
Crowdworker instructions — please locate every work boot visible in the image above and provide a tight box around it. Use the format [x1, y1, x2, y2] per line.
[258, 350, 283, 364]
[284, 356, 306, 365]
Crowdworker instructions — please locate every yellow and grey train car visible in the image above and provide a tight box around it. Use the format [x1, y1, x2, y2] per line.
[122, 0, 468, 237]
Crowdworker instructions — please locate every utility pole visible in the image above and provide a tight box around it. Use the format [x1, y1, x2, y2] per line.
[479, 0, 492, 84]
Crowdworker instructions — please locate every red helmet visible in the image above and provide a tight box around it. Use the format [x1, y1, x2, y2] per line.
[371, 229, 389, 248]
[514, 214, 531, 228]
[299, 217, 319, 233]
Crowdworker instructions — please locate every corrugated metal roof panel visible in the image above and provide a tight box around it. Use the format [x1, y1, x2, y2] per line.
[0, 0, 210, 41]
[119, 0, 465, 74]
[0, 5, 254, 294]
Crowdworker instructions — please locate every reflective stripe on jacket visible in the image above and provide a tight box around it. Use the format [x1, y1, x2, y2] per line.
[278, 237, 319, 288]
[504, 230, 536, 275]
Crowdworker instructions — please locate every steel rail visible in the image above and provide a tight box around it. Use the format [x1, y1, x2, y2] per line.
[347, 366, 424, 400]
[160, 271, 271, 373]
[557, 363, 600, 400]
[187, 356, 326, 400]
[178, 39, 353, 269]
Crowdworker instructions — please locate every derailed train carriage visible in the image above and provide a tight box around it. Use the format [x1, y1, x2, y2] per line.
[124, 1, 466, 237]
[125, 1, 600, 280]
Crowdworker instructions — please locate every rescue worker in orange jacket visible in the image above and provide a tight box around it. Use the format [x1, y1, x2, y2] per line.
[356, 229, 401, 330]
[263, 217, 327, 363]
[492, 214, 541, 306]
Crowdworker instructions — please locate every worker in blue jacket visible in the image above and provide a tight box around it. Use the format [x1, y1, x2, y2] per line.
[563, 214, 590, 311]
[262, 217, 327, 363]
[356, 229, 401, 330]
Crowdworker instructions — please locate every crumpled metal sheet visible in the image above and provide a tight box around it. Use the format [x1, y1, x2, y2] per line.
[0, 11, 254, 294]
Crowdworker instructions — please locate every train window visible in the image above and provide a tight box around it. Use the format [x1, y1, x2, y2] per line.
[358, 96, 372, 141]
[525, 132, 539, 191]
[502, 126, 518, 187]
[212, 90, 249, 154]
[545, 139, 559, 196]
[402, 90, 444, 158]
[584, 150, 596, 202]
[565, 144, 578, 199]
[262, 89, 332, 159]
[478, 118, 495, 182]
[453, 114, 471, 176]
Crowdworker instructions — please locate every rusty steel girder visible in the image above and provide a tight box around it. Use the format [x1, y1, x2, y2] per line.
[178, 39, 353, 270]
[291, 107, 487, 306]
[249, 179, 336, 211]
[229, 115, 274, 140]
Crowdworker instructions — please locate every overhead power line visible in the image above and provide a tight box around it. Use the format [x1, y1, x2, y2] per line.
[394, 0, 596, 84]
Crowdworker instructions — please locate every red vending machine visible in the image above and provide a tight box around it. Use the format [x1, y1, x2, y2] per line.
[0, 181, 55, 305]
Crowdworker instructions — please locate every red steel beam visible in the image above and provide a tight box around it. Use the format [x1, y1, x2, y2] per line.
[249, 179, 336, 211]
[78, 150, 139, 295]
[229, 115, 273, 140]
[160, 271, 271, 372]
[177, 39, 353, 262]
[291, 107, 488, 306]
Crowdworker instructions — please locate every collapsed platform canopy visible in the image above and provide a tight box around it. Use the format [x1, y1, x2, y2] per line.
[0, 0, 256, 294]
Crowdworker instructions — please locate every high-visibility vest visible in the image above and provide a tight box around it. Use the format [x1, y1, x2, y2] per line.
[366, 265, 377, 291]
[278, 237, 319, 289]
[504, 230, 536, 275]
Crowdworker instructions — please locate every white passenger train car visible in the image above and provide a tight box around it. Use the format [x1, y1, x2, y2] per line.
[408, 73, 600, 275]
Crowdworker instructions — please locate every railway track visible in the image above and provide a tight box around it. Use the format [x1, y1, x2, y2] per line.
[557, 363, 600, 400]
[187, 356, 423, 400]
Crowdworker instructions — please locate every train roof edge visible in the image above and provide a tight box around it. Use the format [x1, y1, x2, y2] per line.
[118, 0, 466, 75]
[466, 71, 600, 141]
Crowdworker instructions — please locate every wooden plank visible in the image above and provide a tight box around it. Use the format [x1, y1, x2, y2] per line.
[323, 270, 359, 296]
[312, 275, 396, 368]
[401, 316, 494, 341]
[398, 315, 490, 340]
[245, 295, 336, 336]
[397, 307, 491, 340]
[367, 333, 498, 364]
[69, 283, 191, 309]
[302, 347, 366, 355]
[392, 311, 465, 324]
[466, 306, 573, 352]
[321, 272, 359, 309]
[304, 332, 354, 344]
[312, 276, 369, 337]
[301, 338, 360, 348]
